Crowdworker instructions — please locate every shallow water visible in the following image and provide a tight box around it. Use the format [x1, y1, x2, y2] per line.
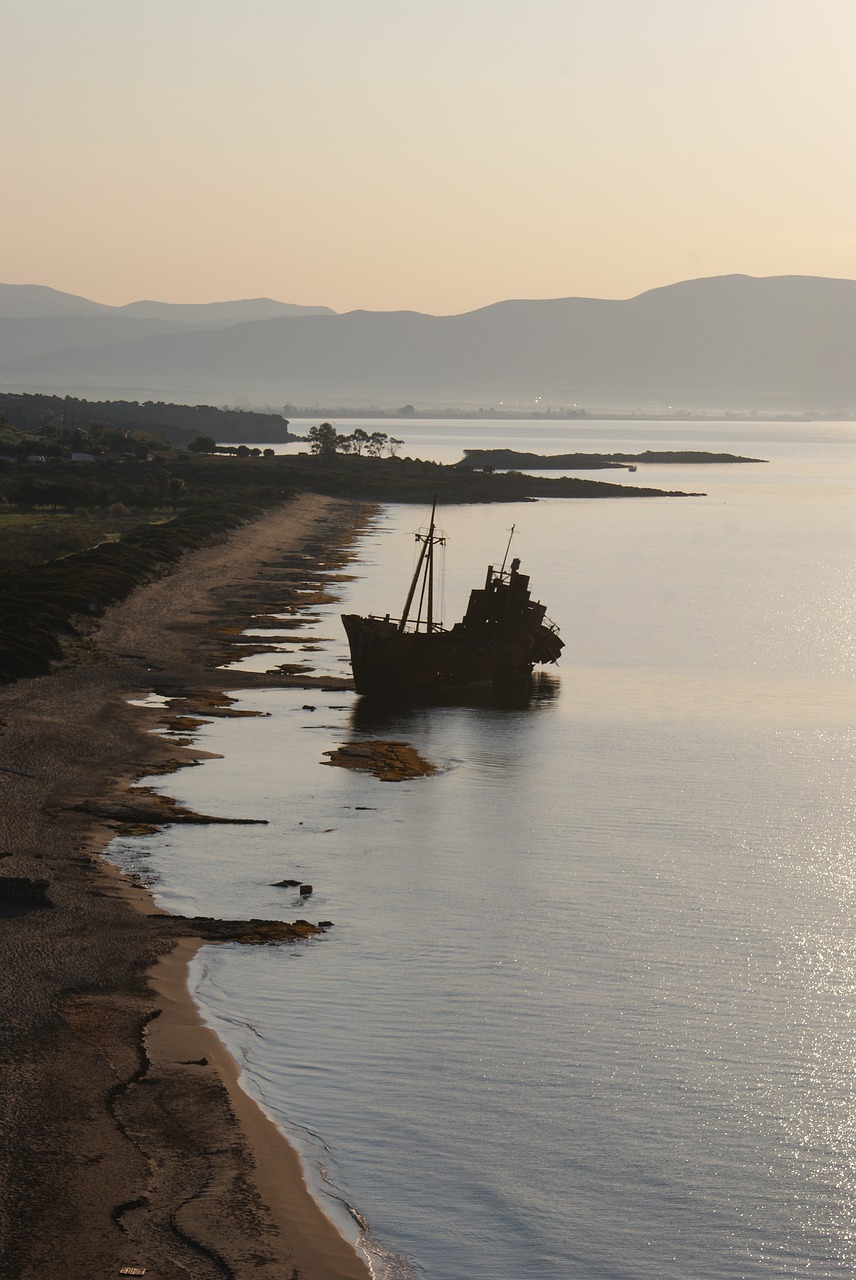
[109, 420, 856, 1278]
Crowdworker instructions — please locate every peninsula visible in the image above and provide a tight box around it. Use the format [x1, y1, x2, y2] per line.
[457, 448, 767, 471]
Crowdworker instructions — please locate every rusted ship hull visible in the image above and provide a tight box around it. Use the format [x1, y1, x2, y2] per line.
[342, 612, 561, 696]
[342, 506, 563, 698]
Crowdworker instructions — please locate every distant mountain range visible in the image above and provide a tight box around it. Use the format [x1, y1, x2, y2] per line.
[0, 276, 853, 413]
[0, 285, 334, 322]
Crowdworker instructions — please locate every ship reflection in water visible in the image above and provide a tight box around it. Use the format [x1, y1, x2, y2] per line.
[350, 670, 561, 734]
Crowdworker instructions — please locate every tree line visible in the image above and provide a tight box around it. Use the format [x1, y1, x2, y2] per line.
[186, 425, 404, 459]
[0, 392, 296, 447]
[307, 424, 404, 458]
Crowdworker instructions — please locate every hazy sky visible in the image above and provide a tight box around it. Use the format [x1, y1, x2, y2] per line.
[4, 0, 855, 313]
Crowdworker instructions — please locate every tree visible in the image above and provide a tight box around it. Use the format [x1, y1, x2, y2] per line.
[348, 428, 370, 456]
[188, 434, 217, 454]
[167, 475, 188, 509]
[366, 431, 388, 457]
[307, 423, 340, 458]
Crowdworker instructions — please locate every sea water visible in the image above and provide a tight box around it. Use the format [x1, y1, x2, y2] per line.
[108, 420, 856, 1278]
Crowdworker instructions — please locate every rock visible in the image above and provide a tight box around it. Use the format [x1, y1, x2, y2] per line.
[323, 738, 437, 781]
[0, 876, 53, 907]
[272, 878, 301, 887]
[173, 915, 325, 943]
[299, 884, 313, 896]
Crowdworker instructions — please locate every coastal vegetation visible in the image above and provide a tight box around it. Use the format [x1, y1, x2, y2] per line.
[0, 391, 298, 448]
[0, 501, 275, 682]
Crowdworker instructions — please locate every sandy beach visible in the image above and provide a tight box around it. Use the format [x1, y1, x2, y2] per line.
[0, 493, 373, 1279]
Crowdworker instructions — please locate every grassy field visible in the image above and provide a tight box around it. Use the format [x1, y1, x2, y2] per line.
[0, 508, 173, 570]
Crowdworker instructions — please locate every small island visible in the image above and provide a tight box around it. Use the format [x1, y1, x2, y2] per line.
[456, 448, 767, 471]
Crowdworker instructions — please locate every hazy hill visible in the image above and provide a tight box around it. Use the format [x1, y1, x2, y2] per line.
[0, 286, 335, 370]
[1, 276, 853, 413]
[0, 317, 201, 364]
[0, 284, 334, 322]
[115, 298, 334, 322]
[0, 285, 115, 318]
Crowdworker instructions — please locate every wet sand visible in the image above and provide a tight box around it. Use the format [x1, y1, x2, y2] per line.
[0, 493, 373, 1279]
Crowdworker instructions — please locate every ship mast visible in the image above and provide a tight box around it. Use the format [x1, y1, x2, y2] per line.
[500, 524, 516, 575]
[399, 500, 445, 632]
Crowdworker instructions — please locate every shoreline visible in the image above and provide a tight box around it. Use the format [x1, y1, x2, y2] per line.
[149, 941, 370, 1278]
[0, 493, 374, 1278]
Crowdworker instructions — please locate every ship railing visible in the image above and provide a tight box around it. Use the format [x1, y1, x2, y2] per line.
[366, 612, 447, 633]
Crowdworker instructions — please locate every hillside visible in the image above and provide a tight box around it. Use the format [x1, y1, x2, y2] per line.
[0, 286, 334, 375]
[0, 285, 334, 322]
[0, 392, 296, 447]
[0, 276, 853, 413]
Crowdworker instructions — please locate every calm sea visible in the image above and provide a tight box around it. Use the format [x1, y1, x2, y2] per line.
[110, 419, 856, 1279]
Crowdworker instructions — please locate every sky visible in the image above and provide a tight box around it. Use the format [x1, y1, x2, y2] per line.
[4, 0, 855, 315]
